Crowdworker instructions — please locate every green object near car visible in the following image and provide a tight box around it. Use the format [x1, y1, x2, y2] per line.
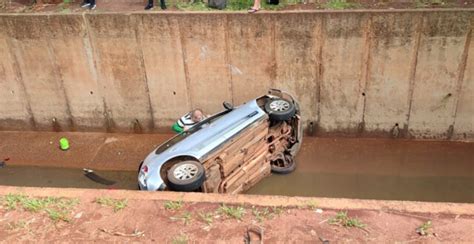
[59, 137, 70, 151]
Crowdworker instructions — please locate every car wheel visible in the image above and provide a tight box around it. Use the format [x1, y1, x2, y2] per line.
[271, 154, 296, 174]
[264, 98, 296, 121]
[167, 160, 205, 192]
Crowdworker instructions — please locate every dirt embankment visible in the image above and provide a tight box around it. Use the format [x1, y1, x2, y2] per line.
[1, 188, 473, 243]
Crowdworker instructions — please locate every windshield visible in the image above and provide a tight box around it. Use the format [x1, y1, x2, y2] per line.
[155, 110, 230, 154]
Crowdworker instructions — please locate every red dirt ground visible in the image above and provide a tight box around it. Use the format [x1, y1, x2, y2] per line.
[1, 196, 473, 243]
[0, 0, 473, 13]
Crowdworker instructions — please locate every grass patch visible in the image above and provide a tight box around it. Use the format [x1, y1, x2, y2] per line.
[45, 209, 71, 222]
[252, 206, 272, 223]
[1, 194, 79, 222]
[3, 194, 28, 210]
[218, 204, 245, 221]
[416, 220, 433, 236]
[176, 1, 212, 11]
[198, 211, 214, 226]
[299, 200, 318, 210]
[170, 211, 193, 225]
[175, 0, 285, 11]
[324, 0, 358, 9]
[329, 211, 366, 228]
[172, 233, 188, 244]
[95, 197, 128, 212]
[272, 206, 284, 216]
[415, 0, 445, 8]
[7, 219, 31, 231]
[164, 200, 184, 211]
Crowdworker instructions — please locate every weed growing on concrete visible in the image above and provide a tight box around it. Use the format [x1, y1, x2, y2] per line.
[95, 197, 128, 212]
[172, 233, 188, 244]
[329, 211, 366, 228]
[164, 200, 184, 211]
[198, 212, 214, 226]
[171, 211, 193, 225]
[324, 0, 358, 9]
[218, 204, 246, 221]
[416, 220, 433, 236]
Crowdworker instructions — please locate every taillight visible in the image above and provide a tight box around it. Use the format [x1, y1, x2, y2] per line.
[143, 165, 148, 173]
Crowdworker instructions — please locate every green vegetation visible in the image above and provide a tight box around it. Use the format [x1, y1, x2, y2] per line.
[170, 211, 193, 225]
[172, 233, 189, 244]
[329, 211, 366, 228]
[95, 197, 128, 212]
[324, 0, 358, 9]
[7, 220, 31, 231]
[252, 206, 272, 223]
[1, 194, 79, 222]
[175, 0, 286, 11]
[176, 1, 211, 11]
[198, 211, 214, 226]
[45, 209, 71, 222]
[218, 204, 246, 220]
[305, 200, 318, 210]
[416, 220, 433, 236]
[164, 200, 184, 211]
[272, 206, 284, 216]
[415, 0, 445, 8]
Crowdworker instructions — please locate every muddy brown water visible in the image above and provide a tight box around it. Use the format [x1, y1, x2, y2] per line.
[0, 138, 472, 203]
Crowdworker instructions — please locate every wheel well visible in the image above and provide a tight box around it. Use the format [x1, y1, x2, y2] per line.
[160, 156, 200, 185]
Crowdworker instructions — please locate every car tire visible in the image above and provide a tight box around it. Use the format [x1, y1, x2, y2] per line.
[167, 160, 206, 192]
[270, 154, 296, 174]
[264, 98, 296, 121]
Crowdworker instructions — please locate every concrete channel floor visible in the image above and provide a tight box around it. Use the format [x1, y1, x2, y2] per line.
[0, 131, 473, 242]
[0, 131, 473, 202]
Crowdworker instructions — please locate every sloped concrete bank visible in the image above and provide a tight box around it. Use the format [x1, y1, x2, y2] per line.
[0, 9, 473, 140]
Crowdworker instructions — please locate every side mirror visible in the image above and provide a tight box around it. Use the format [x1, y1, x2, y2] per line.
[223, 101, 234, 110]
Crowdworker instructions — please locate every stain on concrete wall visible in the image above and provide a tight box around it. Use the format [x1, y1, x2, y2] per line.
[274, 13, 321, 131]
[177, 14, 232, 114]
[0, 11, 472, 140]
[136, 14, 190, 130]
[319, 13, 367, 134]
[48, 15, 106, 131]
[453, 28, 473, 140]
[4, 15, 72, 131]
[86, 14, 154, 132]
[364, 12, 422, 137]
[0, 16, 34, 131]
[409, 12, 471, 139]
[228, 14, 273, 105]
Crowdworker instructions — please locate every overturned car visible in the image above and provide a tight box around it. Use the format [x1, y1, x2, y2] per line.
[138, 89, 303, 193]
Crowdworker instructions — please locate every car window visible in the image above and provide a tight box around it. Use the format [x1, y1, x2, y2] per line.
[155, 110, 230, 154]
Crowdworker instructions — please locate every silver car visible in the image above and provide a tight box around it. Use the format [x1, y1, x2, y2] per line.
[138, 89, 303, 193]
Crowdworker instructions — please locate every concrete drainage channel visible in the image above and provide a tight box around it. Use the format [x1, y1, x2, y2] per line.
[0, 131, 472, 204]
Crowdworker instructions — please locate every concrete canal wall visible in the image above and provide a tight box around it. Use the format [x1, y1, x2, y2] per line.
[0, 10, 472, 140]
